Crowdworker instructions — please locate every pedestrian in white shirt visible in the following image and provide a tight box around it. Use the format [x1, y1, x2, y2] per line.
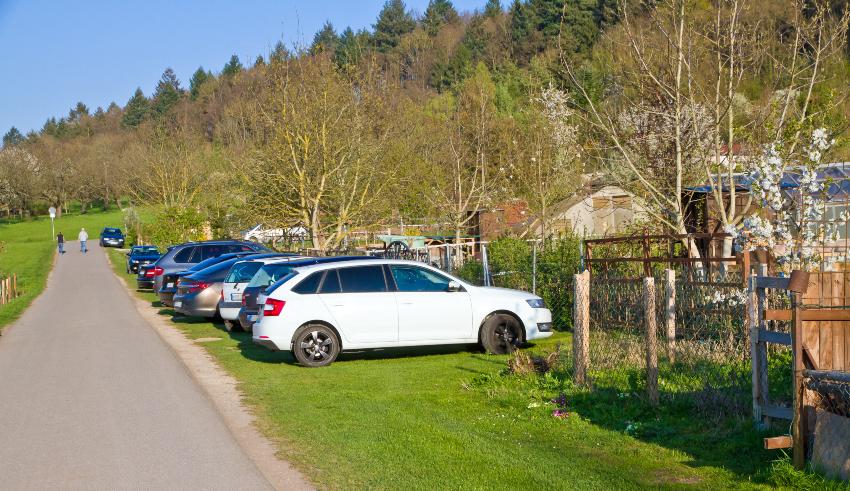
[78, 228, 88, 254]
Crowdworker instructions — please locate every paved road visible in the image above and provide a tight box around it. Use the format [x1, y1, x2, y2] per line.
[0, 243, 272, 490]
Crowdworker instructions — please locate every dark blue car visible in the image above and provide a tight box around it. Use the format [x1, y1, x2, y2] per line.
[100, 227, 125, 248]
[126, 245, 161, 274]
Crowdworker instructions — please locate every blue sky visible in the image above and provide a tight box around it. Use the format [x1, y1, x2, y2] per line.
[0, 0, 486, 135]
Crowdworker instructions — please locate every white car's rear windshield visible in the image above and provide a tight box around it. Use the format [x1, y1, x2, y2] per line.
[248, 264, 296, 288]
[225, 261, 264, 283]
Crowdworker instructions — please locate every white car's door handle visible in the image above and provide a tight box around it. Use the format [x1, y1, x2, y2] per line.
[400, 302, 414, 305]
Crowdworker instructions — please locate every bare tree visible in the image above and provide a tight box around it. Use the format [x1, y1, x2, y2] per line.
[425, 63, 502, 243]
[562, 0, 849, 258]
[241, 56, 392, 251]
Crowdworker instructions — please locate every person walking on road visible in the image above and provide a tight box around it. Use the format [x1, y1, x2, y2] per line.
[56, 232, 65, 254]
[78, 228, 88, 254]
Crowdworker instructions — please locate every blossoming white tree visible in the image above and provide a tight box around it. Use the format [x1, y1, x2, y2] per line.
[728, 128, 838, 272]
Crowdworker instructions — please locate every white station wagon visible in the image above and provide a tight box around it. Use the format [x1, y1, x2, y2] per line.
[252, 259, 553, 367]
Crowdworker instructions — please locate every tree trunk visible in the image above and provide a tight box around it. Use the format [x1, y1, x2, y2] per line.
[310, 207, 323, 252]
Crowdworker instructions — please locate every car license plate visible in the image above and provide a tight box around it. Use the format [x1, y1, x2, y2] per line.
[174, 301, 182, 308]
[230, 293, 242, 302]
[166, 282, 174, 288]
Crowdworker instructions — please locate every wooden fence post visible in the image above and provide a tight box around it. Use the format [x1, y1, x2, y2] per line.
[644, 276, 659, 406]
[748, 269, 762, 426]
[12, 273, 16, 298]
[573, 270, 590, 386]
[664, 269, 676, 363]
[791, 290, 806, 470]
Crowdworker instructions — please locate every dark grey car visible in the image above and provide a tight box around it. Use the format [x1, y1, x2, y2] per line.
[151, 240, 270, 294]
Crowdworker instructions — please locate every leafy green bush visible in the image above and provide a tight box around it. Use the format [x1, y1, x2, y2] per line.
[486, 235, 582, 330]
[143, 207, 207, 249]
[456, 259, 484, 285]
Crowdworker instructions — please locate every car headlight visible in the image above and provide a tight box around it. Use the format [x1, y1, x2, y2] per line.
[526, 298, 546, 309]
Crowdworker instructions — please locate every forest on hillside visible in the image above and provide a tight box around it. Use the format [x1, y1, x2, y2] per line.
[1, 0, 849, 250]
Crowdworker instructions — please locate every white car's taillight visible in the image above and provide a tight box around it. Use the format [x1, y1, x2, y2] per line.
[263, 299, 286, 316]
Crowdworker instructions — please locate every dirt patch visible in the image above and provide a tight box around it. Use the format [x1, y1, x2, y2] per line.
[652, 468, 703, 485]
[112, 273, 314, 491]
[195, 337, 223, 343]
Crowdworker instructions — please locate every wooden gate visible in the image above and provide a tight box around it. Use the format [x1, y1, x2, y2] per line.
[751, 270, 850, 470]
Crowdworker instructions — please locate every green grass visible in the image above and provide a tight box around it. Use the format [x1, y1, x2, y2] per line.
[0, 210, 124, 330]
[106, 249, 799, 489]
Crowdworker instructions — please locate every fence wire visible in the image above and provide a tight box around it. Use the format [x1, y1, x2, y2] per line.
[805, 371, 850, 419]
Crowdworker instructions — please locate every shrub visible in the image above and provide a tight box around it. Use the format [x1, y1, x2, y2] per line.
[143, 207, 207, 249]
[456, 259, 484, 285]
[486, 234, 582, 330]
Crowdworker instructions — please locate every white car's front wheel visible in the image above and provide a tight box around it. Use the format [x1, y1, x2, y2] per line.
[481, 314, 522, 355]
[292, 324, 340, 367]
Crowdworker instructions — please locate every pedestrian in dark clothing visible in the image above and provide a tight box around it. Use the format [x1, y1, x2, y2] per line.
[57, 232, 65, 254]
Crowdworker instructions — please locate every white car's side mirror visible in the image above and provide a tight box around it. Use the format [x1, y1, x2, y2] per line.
[447, 281, 462, 292]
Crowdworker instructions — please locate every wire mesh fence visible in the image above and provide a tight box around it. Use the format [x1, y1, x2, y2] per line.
[805, 370, 850, 419]
[581, 234, 775, 419]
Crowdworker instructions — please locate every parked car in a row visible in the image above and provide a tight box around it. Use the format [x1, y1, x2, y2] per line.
[158, 252, 275, 307]
[126, 245, 161, 274]
[136, 241, 266, 292]
[172, 253, 294, 317]
[236, 256, 377, 332]
[251, 259, 553, 367]
[137, 239, 552, 368]
[151, 240, 270, 293]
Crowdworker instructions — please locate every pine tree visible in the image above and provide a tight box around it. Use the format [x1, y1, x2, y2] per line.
[270, 41, 290, 65]
[122, 88, 149, 127]
[335, 27, 369, 67]
[311, 21, 340, 54]
[189, 67, 210, 100]
[254, 55, 265, 67]
[68, 102, 89, 122]
[152, 68, 183, 117]
[93, 106, 105, 118]
[42, 117, 59, 136]
[509, 0, 600, 62]
[107, 101, 121, 114]
[2, 127, 24, 147]
[422, 0, 459, 36]
[222, 54, 243, 77]
[484, 0, 502, 17]
[373, 0, 416, 52]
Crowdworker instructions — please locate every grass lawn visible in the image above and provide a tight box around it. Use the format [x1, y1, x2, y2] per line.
[0, 210, 124, 330]
[106, 248, 797, 490]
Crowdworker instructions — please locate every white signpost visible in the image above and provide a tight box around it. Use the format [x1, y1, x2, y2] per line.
[48, 206, 56, 240]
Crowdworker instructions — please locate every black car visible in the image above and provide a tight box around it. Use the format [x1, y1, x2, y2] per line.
[126, 245, 161, 274]
[100, 227, 125, 248]
[236, 256, 377, 332]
